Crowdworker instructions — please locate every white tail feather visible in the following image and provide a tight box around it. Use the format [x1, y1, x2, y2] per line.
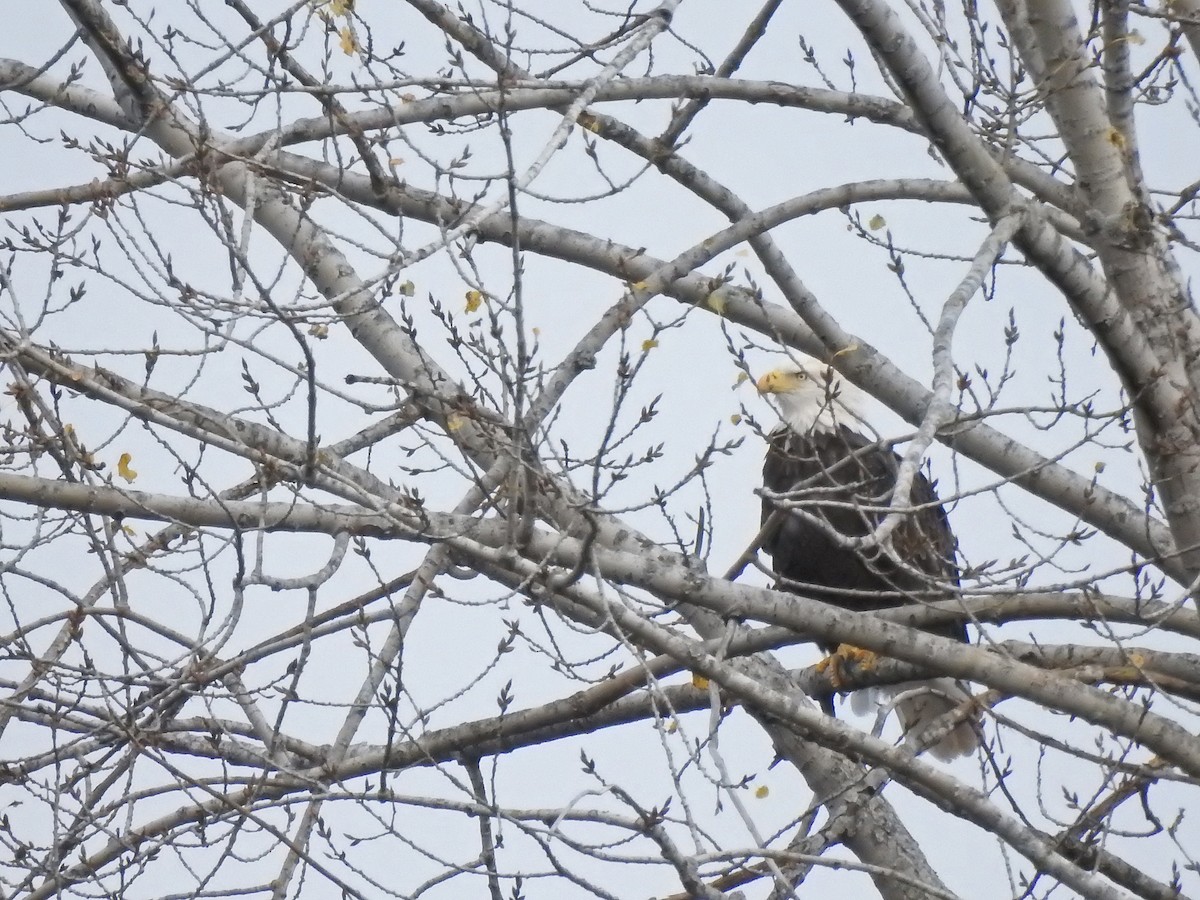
[853, 679, 978, 761]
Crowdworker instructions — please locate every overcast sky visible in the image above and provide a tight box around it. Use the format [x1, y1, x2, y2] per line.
[2, 2, 1197, 898]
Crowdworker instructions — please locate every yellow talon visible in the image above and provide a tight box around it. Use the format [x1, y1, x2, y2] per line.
[815, 643, 878, 688]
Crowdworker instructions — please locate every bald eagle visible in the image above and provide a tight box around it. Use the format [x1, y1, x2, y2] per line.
[757, 356, 977, 761]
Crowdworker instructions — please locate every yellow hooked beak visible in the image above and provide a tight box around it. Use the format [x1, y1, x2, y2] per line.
[756, 368, 806, 395]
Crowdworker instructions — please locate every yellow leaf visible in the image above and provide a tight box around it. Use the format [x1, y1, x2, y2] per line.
[121, 524, 136, 536]
[330, 0, 354, 15]
[398, 280, 415, 297]
[692, 673, 710, 690]
[642, 338, 659, 352]
[706, 289, 728, 316]
[447, 413, 465, 432]
[630, 281, 648, 292]
[868, 214, 886, 230]
[388, 157, 405, 166]
[733, 372, 750, 388]
[339, 25, 357, 55]
[117, 452, 137, 483]
[755, 785, 769, 799]
[1127, 30, 1145, 44]
[578, 112, 602, 133]
[465, 290, 484, 313]
[665, 720, 678, 734]
[532, 327, 541, 336]
[308, 323, 329, 339]
[730, 413, 742, 425]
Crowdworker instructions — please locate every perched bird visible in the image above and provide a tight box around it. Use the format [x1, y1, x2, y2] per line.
[756, 355, 978, 761]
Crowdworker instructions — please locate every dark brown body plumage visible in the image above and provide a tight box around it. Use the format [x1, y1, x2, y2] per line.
[762, 423, 978, 759]
[761, 424, 963, 642]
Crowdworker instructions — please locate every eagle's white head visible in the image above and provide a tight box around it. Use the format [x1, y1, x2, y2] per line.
[756, 355, 868, 434]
